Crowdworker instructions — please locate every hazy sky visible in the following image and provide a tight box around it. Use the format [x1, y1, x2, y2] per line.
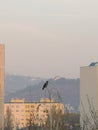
[0, 0, 98, 78]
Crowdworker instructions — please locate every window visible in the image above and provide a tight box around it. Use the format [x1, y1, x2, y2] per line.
[16, 105, 19, 108]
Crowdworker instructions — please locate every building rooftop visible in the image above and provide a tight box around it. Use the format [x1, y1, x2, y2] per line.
[5, 98, 61, 104]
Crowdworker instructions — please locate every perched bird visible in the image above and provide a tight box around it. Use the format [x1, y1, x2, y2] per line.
[42, 81, 48, 90]
[89, 62, 98, 67]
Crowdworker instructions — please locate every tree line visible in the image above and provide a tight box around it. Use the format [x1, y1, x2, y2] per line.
[4, 106, 80, 130]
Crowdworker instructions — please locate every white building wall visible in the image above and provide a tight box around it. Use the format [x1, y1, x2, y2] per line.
[80, 65, 98, 127]
[0, 45, 4, 130]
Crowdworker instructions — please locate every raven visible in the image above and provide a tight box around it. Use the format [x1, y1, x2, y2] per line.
[42, 81, 48, 90]
[89, 62, 98, 67]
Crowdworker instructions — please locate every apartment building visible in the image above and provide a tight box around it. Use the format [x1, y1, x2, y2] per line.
[4, 98, 64, 129]
[80, 62, 98, 127]
[0, 45, 4, 130]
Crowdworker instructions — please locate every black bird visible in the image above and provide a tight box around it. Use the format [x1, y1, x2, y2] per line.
[42, 81, 48, 90]
[89, 62, 98, 67]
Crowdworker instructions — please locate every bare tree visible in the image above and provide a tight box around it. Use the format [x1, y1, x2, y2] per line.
[81, 97, 98, 130]
[26, 112, 37, 130]
[64, 112, 80, 130]
[4, 106, 14, 130]
[45, 105, 65, 130]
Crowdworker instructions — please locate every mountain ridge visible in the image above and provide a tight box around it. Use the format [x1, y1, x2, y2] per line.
[5, 74, 80, 110]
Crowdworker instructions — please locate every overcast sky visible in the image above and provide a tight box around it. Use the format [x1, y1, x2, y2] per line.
[0, 0, 98, 78]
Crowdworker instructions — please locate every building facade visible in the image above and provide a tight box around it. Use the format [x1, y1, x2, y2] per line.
[0, 45, 4, 130]
[80, 63, 98, 127]
[4, 98, 64, 129]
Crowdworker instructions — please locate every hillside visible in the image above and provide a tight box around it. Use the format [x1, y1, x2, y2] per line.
[5, 75, 80, 110]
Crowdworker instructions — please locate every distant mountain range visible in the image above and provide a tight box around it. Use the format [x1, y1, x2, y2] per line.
[5, 74, 80, 110]
[5, 74, 43, 94]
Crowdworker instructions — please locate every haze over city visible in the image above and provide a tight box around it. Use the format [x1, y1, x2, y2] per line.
[0, 0, 98, 78]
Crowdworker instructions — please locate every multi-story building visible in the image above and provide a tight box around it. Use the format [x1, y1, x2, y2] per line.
[0, 45, 4, 130]
[80, 62, 98, 127]
[4, 98, 64, 129]
[4, 99, 25, 129]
